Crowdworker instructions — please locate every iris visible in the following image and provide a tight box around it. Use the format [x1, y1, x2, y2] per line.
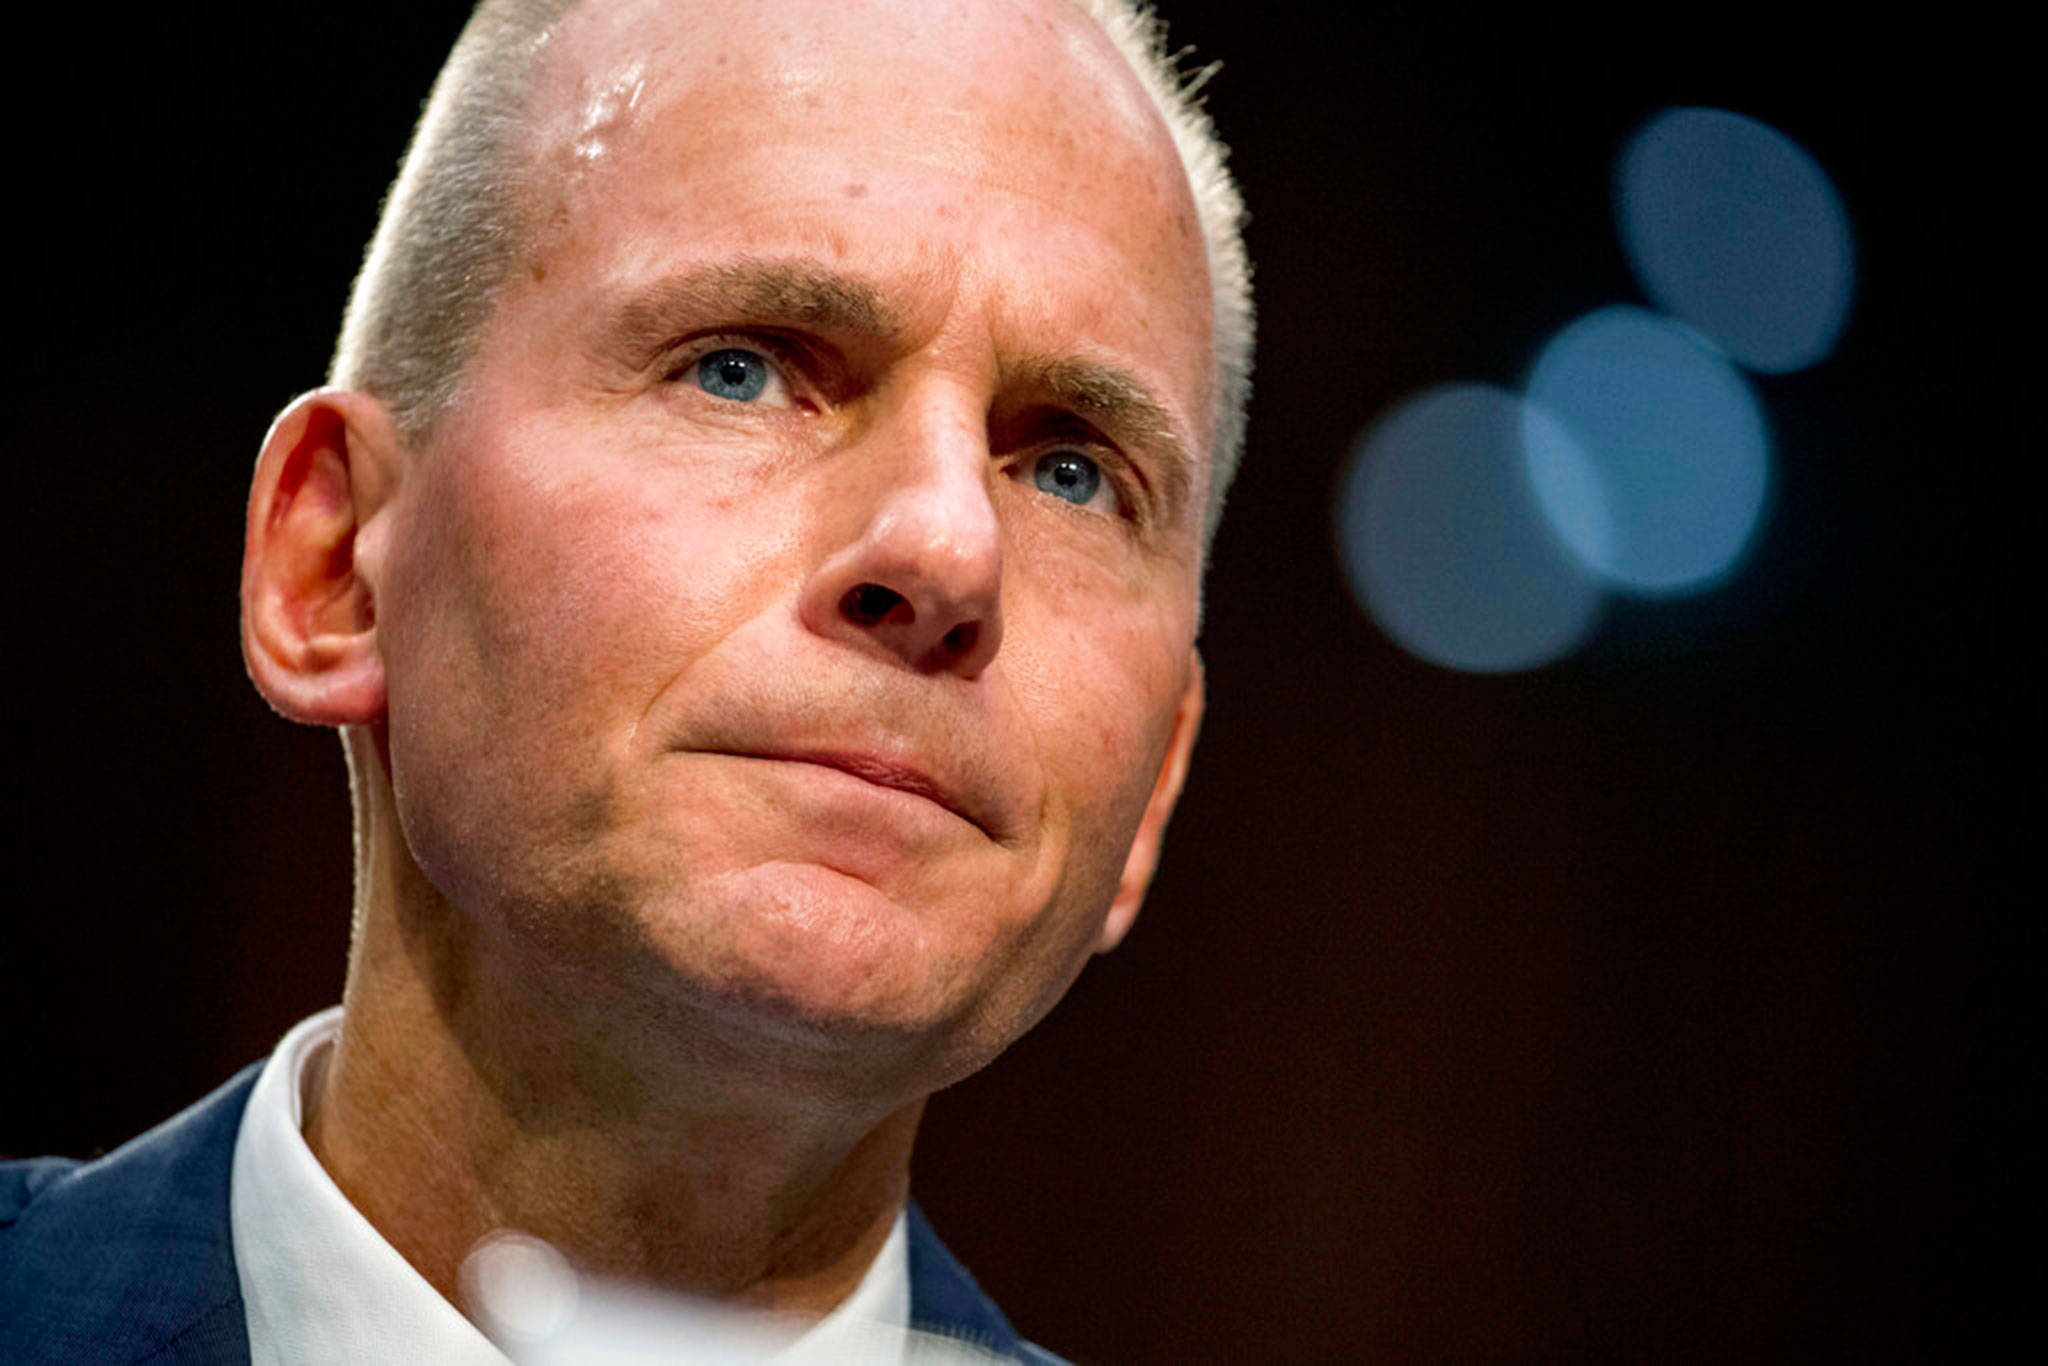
[696, 348, 770, 402]
[1034, 451, 1102, 506]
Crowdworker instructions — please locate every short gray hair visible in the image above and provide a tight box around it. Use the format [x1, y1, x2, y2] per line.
[331, 0, 1253, 538]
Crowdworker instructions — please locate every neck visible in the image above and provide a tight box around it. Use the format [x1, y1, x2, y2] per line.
[306, 733, 922, 1320]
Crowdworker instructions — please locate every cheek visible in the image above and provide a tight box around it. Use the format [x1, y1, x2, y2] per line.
[1008, 590, 1188, 843]
[419, 432, 799, 718]
[376, 435, 799, 900]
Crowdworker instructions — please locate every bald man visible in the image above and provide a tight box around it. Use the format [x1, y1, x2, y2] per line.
[0, 2, 1252, 1360]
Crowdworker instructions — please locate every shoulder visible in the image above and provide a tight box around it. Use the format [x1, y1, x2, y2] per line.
[0, 1064, 261, 1365]
[905, 1201, 1071, 1365]
[0, 1155, 78, 1224]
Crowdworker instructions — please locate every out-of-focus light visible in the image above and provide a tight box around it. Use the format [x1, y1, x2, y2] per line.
[1616, 107, 1854, 373]
[1523, 306, 1770, 594]
[463, 1231, 580, 1345]
[1337, 383, 1603, 673]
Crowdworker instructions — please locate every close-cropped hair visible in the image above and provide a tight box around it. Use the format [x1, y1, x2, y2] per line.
[330, 0, 1253, 539]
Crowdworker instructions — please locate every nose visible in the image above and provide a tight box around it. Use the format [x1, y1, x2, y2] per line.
[799, 388, 1004, 677]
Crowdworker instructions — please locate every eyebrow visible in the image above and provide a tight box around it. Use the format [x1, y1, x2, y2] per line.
[595, 260, 904, 365]
[1010, 355, 1197, 524]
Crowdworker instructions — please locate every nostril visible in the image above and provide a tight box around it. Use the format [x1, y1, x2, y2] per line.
[842, 583, 908, 626]
[941, 622, 977, 657]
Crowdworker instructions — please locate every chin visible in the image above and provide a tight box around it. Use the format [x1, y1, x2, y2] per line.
[501, 843, 1099, 1100]
[638, 861, 993, 1060]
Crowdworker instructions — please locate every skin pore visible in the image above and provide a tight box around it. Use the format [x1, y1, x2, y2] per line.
[240, 0, 1213, 1319]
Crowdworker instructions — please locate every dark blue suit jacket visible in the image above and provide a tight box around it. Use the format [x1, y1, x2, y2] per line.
[1, 1067, 1056, 1363]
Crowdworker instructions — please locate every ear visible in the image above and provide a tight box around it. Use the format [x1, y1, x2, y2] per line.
[1097, 651, 1205, 954]
[240, 389, 402, 726]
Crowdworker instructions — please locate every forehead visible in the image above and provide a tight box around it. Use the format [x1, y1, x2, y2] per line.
[528, 0, 1177, 189]
[504, 0, 1214, 456]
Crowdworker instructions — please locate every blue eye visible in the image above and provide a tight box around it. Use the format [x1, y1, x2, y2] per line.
[696, 348, 770, 402]
[1033, 451, 1104, 507]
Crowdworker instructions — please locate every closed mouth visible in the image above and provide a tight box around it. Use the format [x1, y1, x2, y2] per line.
[710, 748, 988, 835]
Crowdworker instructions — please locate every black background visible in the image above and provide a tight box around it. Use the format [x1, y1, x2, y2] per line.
[4, 4, 2014, 1359]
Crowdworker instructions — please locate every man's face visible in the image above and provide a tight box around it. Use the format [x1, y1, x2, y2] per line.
[369, 0, 1214, 1089]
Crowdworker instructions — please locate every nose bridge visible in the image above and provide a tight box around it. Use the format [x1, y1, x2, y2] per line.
[865, 377, 999, 573]
[799, 371, 1005, 677]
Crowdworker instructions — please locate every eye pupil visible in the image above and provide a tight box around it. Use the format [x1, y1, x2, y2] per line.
[1035, 452, 1102, 506]
[697, 348, 768, 401]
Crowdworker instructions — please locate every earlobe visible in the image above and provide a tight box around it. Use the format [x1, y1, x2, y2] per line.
[1097, 652, 1205, 954]
[240, 389, 401, 727]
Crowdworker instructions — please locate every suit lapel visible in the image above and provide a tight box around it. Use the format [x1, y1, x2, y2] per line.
[905, 1200, 1027, 1357]
[1, 1064, 260, 1365]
